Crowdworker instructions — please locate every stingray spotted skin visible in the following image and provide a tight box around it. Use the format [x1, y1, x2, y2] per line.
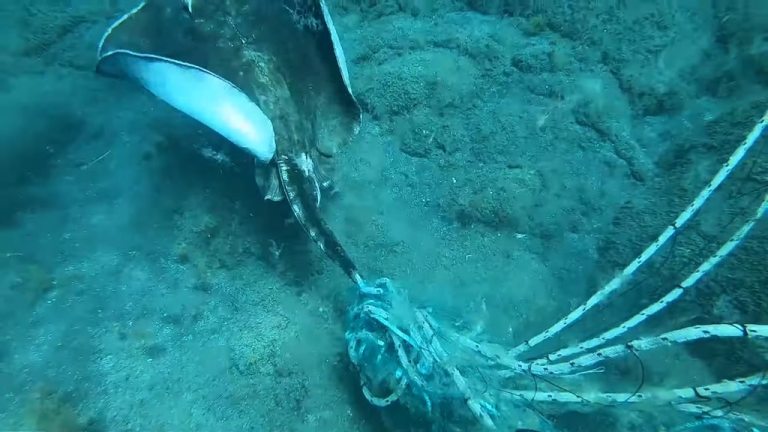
[97, 0, 363, 281]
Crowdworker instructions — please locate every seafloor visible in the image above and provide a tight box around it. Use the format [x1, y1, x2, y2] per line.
[0, 1, 766, 431]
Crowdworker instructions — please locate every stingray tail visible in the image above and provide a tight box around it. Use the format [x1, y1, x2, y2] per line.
[276, 154, 363, 286]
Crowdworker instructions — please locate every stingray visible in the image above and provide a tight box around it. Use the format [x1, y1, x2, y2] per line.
[95, 3, 554, 429]
[96, 0, 364, 283]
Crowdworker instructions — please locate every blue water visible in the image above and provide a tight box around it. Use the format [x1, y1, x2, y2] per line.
[1, 1, 766, 431]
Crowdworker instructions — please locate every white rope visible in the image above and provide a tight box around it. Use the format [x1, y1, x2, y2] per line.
[361, 375, 408, 407]
[348, 291, 497, 428]
[509, 109, 768, 357]
[420, 311, 531, 374]
[391, 332, 430, 390]
[534, 194, 768, 364]
[361, 303, 417, 346]
[674, 404, 768, 428]
[413, 310, 497, 429]
[507, 324, 768, 376]
[501, 372, 766, 405]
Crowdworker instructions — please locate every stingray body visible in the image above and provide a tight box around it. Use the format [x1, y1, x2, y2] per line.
[97, 0, 363, 282]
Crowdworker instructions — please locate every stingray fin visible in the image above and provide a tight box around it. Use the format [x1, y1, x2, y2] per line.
[97, 1, 147, 58]
[317, 0, 355, 105]
[181, 0, 193, 16]
[97, 50, 276, 163]
[96, 2, 276, 163]
[98, 0, 359, 162]
[254, 163, 284, 201]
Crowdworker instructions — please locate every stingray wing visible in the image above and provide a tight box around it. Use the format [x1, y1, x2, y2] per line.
[96, 0, 360, 161]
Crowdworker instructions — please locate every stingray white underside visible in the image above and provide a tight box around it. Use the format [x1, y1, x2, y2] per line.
[99, 50, 277, 163]
[96, 0, 358, 165]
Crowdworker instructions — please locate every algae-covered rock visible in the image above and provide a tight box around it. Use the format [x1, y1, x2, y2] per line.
[449, 165, 544, 232]
[357, 48, 478, 120]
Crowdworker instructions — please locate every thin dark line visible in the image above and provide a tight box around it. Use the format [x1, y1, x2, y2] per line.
[698, 369, 767, 419]
[619, 346, 646, 405]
